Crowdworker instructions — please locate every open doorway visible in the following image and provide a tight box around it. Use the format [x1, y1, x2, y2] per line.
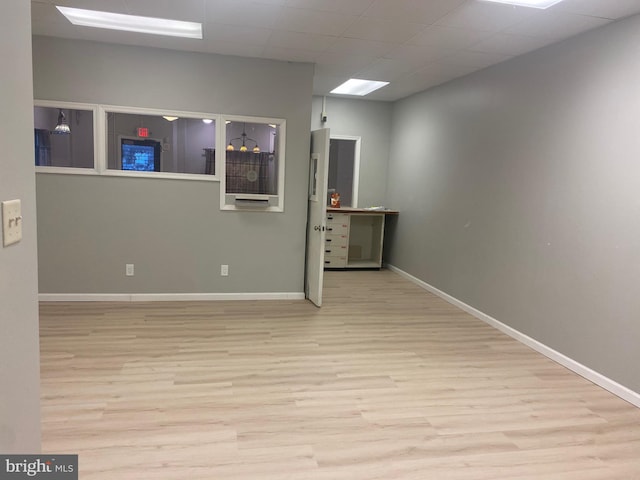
[328, 136, 360, 208]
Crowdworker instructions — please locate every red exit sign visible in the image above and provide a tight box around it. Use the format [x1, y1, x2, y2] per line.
[137, 127, 149, 138]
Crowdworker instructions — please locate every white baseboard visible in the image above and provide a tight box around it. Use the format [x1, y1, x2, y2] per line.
[386, 264, 640, 408]
[39, 292, 306, 302]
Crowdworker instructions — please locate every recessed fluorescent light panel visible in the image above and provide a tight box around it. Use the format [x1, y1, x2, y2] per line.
[56, 6, 203, 39]
[330, 79, 389, 96]
[478, 0, 564, 9]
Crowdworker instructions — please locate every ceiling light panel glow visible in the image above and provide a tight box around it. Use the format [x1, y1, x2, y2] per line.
[330, 79, 390, 96]
[56, 6, 203, 39]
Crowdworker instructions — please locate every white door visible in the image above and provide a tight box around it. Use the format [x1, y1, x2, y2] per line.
[305, 128, 330, 307]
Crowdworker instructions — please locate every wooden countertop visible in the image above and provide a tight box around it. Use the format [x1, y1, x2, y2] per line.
[327, 207, 399, 215]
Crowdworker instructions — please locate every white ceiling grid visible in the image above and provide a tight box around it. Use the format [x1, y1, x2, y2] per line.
[31, 0, 640, 101]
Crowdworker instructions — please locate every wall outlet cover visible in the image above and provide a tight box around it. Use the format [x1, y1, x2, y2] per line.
[2, 199, 22, 247]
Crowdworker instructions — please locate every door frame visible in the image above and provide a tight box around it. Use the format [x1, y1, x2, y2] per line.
[330, 135, 361, 208]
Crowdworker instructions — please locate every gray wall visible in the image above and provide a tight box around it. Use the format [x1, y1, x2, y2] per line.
[33, 36, 313, 294]
[0, 1, 41, 452]
[386, 15, 640, 393]
[311, 96, 392, 208]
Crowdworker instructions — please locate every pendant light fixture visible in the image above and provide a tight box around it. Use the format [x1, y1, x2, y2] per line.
[226, 123, 260, 153]
[52, 109, 71, 134]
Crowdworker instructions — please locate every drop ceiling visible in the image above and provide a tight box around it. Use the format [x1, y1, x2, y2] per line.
[31, 0, 640, 101]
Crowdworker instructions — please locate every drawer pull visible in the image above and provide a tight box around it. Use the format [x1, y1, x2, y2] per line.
[326, 238, 332, 242]
[327, 227, 333, 231]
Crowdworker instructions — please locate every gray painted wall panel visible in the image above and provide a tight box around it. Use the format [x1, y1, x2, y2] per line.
[33, 37, 313, 294]
[311, 96, 392, 208]
[386, 15, 640, 392]
[0, 0, 41, 452]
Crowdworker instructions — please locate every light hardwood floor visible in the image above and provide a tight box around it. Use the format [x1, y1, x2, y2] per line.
[39, 270, 640, 479]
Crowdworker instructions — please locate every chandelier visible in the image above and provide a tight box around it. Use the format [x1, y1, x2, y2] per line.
[226, 123, 260, 153]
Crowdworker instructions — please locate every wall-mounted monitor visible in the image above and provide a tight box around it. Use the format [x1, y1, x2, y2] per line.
[120, 138, 161, 172]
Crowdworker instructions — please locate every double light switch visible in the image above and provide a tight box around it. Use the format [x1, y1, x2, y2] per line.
[2, 199, 23, 247]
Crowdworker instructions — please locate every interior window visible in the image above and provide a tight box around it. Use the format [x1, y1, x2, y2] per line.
[225, 121, 278, 195]
[106, 111, 217, 176]
[222, 118, 285, 211]
[33, 106, 94, 169]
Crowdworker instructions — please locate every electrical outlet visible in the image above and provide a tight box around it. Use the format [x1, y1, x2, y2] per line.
[220, 264, 229, 277]
[126, 264, 134, 276]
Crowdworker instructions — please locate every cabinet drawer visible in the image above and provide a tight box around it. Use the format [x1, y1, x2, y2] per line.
[325, 244, 348, 257]
[325, 233, 348, 248]
[325, 222, 348, 235]
[326, 212, 349, 224]
[324, 255, 347, 268]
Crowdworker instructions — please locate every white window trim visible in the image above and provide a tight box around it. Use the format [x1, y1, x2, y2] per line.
[34, 100, 100, 175]
[34, 102, 291, 208]
[100, 105, 221, 182]
[220, 114, 286, 213]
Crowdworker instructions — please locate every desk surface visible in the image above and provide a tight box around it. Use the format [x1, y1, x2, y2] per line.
[327, 207, 399, 215]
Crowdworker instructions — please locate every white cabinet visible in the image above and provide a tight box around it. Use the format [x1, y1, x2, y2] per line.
[324, 212, 349, 268]
[325, 210, 390, 269]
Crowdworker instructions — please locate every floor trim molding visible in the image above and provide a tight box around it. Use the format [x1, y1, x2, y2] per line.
[387, 264, 640, 408]
[39, 292, 306, 302]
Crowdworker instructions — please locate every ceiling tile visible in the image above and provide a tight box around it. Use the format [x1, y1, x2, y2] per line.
[266, 30, 338, 52]
[368, 63, 476, 100]
[124, 0, 205, 21]
[313, 74, 351, 95]
[205, 0, 284, 29]
[274, 6, 358, 36]
[364, 81, 423, 101]
[253, 0, 287, 5]
[314, 53, 378, 75]
[343, 16, 428, 43]
[199, 40, 265, 58]
[285, 0, 375, 16]
[354, 58, 417, 82]
[471, 32, 554, 56]
[204, 23, 272, 46]
[412, 61, 480, 85]
[504, 10, 610, 40]
[437, 49, 513, 69]
[435, 1, 538, 33]
[326, 37, 397, 58]
[261, 45, 320, 62]
[42, 0, 127, 11]
[363, 0, 467, 24]
[31, 0, 640, 101]
[408, 25, 492, 50]
[383, 43, 452, 65]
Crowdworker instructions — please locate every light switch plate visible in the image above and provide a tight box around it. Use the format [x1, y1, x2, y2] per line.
[2, 199, 22, 247]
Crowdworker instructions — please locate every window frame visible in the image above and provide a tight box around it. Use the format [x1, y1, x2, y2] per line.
[220, 114, 286, 213]
[34, 100, 99, 175]
[100, 105, 221, 182]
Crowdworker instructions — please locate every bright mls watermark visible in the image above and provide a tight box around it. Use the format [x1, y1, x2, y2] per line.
[0, 455, 77, 479]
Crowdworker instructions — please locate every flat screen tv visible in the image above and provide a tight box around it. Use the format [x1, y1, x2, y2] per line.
[121, 138, 161, 172]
